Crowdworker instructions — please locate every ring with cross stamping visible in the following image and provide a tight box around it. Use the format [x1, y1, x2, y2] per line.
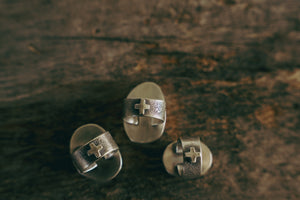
[123, 98, 166, 126]
[162, 136, 213, 178]
[70, 124, 122, 183]
[71, 131, 119, 173]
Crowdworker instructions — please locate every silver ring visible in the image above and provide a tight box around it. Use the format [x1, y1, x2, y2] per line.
[70, 124, 122, 182]
[123, 82, 166, 143]
[162, 136, 213, 178]
[71, 131, 119, 173]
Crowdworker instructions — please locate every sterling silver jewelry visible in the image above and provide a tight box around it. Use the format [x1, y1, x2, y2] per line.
[162, 136, 213, 178]
[123, 82, 166, 143]
[70, 124, 122, 182]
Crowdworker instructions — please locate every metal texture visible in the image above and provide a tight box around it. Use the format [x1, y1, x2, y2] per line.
[70, 124, 122, 182]
[124, 98, 165, 126]
[176, 137, 203, 177]
[163, 136, 213, 178]
[123, 82, 166, 143]
[71, 131, 119, 173]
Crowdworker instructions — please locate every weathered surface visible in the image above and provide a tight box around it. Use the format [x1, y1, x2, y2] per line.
[0, 0, 299, 199]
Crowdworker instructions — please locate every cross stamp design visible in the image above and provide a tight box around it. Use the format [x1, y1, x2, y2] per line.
[134, 99, 150, 115]
[87, 142, 103, 158]
[185, 147, 201, 163]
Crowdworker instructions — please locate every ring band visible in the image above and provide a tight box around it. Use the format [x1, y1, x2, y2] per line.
[71, 132, 119, 173]
[176, 137, 203, 177]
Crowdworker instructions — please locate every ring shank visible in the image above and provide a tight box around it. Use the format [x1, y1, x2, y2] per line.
[176, 137, 203, 177]
[71, 132, 119, 173]
[123, 98, 165, 126]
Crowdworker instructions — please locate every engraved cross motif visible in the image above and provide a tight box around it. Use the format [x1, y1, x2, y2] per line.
[134, 99, 150, 115]
[185, 147, 201, 163]
[87, 142, 103, 158]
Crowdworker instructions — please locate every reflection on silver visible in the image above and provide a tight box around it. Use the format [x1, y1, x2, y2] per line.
[163, 136, 213, 178]
[124, 98, 165, 126]
[70, 124, 122, 182]
[123, 82, 166, 143]
[134, 98, 151, 115]
[87, 142, 103, 158]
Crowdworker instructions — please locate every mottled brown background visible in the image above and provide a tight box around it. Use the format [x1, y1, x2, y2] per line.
[0, 0, 299, 199]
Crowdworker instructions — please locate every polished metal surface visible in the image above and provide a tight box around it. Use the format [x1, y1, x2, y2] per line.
[185, 147, 201, 163]
[123, 82, 166, 143]
[71, 131, 119, 173]
[70, 124, 122, 182]
[163, 136, 213, 178]
[134, 98, 150, 115]
[124, 98, 165, 126]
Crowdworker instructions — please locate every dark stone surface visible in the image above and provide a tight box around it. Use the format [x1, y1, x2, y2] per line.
[0, 0, 299, 199]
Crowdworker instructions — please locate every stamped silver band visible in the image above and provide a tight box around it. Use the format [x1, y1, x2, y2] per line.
[123, 98, 165, 126]
[71, 132, 119, 173]
[176, 137, 203, 177]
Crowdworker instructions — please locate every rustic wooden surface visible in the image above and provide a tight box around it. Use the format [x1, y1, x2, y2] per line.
[1, 0, 300, 199]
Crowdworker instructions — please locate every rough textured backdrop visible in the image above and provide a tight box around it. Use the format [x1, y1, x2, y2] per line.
[0, 0, 299, 199]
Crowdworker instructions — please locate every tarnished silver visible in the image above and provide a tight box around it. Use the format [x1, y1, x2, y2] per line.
[71, 132, 119, 173]
[162, 136, 213, 178]
[124, 98, 165, 126]
[123, 82, 166, 143]
[70, 124, 122, 182]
